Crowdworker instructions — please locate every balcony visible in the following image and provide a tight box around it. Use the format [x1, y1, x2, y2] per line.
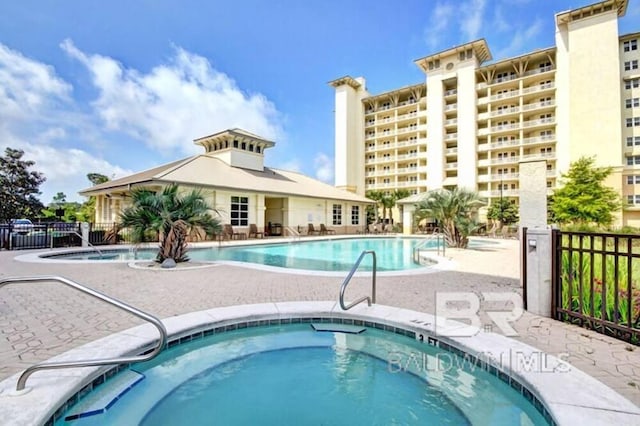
[522, 151, 555, 160]
[490, 74, 519, 85]
[490, 123, 520, 133]
[445, 132, 458, 141]
[445, 162, 458, 170]
[491, 156, 520, 165]
[444, 88, 457, 97]
[522, 100, 555, 111]
[522, 134, 556, 145]
[490, 90, 520, 101]
[522, 82, 555, 95]
[444, 118, 458, 126]
[522, 117, 555, 128]
[491, 139, 519, 148]
[491, 106, 521, 117]
[523, 65, 554, 78]
[446, 147, 458, 155]
[491, 172, 519, 180]
[444, 103, 458, 111]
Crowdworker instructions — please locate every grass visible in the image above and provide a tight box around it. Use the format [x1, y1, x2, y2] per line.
[559, 233, 640, 338]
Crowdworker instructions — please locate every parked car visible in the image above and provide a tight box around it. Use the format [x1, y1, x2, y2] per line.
[10, 219, 34, 235]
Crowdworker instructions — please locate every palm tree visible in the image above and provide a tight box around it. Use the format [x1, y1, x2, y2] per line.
[119, 184, 222, 264]
[365, 190, 385, 223]
[414, 188, 482, 248]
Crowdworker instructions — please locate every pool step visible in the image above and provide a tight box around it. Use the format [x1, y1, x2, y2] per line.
[310, 323, 366, 334]
[65, 369, 145, 421]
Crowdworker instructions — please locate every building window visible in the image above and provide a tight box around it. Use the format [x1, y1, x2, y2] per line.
[624, 39, 638, 52]
[626, 117, 640, 127]
[625, 60, 639, 71]
[626, 98, 640, 108]
[351, 206, 360, 225]
[230, 196, 248, 226]
[627, 175, 640, 184]
[627, 155, 640, 165]
[626, 79, 640, 90]
[627, 195, 640, 204]
[627, 136, 640, 146]
[333, 204, 342, 226]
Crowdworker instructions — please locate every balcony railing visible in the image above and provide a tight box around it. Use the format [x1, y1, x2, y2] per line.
[522, 117, 555, 128]
[444, 103, 458, 111]
[445, 162, 458, 170]
[445, 133, 458, 140]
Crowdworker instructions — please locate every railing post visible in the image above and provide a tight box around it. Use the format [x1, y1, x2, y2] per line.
[0, 276, 167, 391]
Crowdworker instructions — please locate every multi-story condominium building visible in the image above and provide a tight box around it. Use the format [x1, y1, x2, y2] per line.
[330, 0, 640, 227]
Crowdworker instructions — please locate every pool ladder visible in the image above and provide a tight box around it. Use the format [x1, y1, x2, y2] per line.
[339, 250, 377, 310]
[0, 276, 167, 392]
[412, 231, 445, 265]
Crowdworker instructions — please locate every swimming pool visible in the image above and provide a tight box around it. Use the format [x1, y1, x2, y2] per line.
[39, 237, 443, 272]
[54, 323, 548, 425]
[3, 302, 637, 425]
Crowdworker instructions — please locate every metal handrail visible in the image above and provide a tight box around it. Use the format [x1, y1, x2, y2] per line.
[285, 226, 301, 241]
[0, 276, 167, 391]
[413, 231, 446, 264]
[70, 231, 104, 258]
[339, 250, 377, 310]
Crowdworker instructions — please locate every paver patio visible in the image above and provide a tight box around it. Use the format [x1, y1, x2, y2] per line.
[0, 238, 638, 407]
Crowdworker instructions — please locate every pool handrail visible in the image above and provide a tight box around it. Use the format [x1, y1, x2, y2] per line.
[339, 250, 376, 310]
[0, 275, 167, 392]
[412, 230, 445, 264]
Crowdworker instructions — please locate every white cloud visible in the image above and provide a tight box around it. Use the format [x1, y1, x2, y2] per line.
[0, 44, 71, 121]
[495, 18, 544, 59]
[277, 159, 301, 172]
[313, 153, 333, 183]
[424, 3, 454, 49]
[0, 43, 130, 203]
[461, 0, 487, 41]
[17, 142, 132, 203]
[61, 39, 285, 156]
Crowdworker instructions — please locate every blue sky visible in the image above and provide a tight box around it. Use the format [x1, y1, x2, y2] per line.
[1, 0, 639, 202]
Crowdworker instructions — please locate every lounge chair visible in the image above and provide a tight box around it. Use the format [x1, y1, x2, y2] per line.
[383, 223, 393, 234]
[307, 223, 321, 235]
[249, 224, 264, 239]
[368, 224, 379, 234]
[224, 224, 246, 240]
[320, 224, 335, 235]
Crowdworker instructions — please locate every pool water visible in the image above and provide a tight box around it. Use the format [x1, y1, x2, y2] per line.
[55, 324, 548, 425]
[48, 238, 442, 271]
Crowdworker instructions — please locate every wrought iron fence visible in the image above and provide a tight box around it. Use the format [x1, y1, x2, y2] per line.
[0, 222, 221, 250]
[551, 229, 640, 344]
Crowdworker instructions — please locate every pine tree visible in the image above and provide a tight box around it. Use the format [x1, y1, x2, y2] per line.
[549, 156, 620, 226]
[0, 148, 46, 222]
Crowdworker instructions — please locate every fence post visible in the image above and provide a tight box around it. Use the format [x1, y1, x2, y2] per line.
[522, 227, 552, 317]
[81, 222, 89, 248]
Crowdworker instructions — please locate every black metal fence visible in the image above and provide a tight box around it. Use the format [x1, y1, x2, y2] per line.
[551, 229, 640, 344]
[0, 222, 136, 250]
[0, 222, 223, 250]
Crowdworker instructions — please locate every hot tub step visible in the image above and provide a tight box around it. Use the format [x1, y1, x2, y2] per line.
[310, 323, 366, 334]
[64, 369, 145, 421]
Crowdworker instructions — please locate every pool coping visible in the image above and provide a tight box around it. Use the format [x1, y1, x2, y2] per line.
[0, 302, 638, 426]
[12, 235, 463, 277]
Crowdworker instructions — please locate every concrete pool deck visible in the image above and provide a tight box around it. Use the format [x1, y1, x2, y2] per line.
[0, 236, 639, 409]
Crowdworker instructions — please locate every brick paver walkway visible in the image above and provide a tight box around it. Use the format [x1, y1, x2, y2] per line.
[0, 240, 638, 407]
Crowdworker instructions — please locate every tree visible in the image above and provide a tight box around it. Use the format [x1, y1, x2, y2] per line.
[549, 156, 621, 227]
[119, 184, 222, 264]
[487, 198, 519, 227]
[0, 148, 45, 222]
[87, 173, 109, 186]
[41, 192, 87, 222]
[414, 188, 482, 248]
[365, 190, 385, 223]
